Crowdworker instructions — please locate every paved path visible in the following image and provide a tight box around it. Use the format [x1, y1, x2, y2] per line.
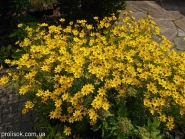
[0, 87, 36, 139]
[0, 1, 185, 139]
[124, 1, 185, 51]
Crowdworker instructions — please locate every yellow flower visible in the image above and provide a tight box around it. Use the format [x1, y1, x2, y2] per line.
[158, 79, 168, 89]
[0, 75, 9, 85]
[59, 18, 65, 22]
[93, 16, 99, 20]
[18, 23, 23, 27]
[49, 108, 62, 119]
[81, 84, 94, 96]
[173, 75, 183, 85]
[151, 98, 159, 108]
[54, 99, 62, 108]
[166, 121, 174, 130]
[111, 77, 122, 87]
[0, 64, 3, 70]
[88, 108, 98, 122]
[86, 24, 93, 30]
[19, 38, 31, 47]
[117, 10, 122, 13]
[19, 85, 30, 95]
[147, 14, 152, 19]
[147, 82, 158, 94]
[5, 59, 11, 64]
[150, 107, 155, 115]
[43, 90, 51, 97]
[60, 115, 67, 122]
[78, 31, 85, 38]
[167, 116, 174, 122]
[68, 117, 74, 123]
[36, 89, 44, 97]
[41, 65, 50, 72]
[49, 111, 55, 119]
[159, 114, 166, 122]
[15, 40, 20, 45]
[40, 23, 48, 26]
[90, 120, 97, 125]
[91, 95, 103, 109]
[180, 108, 185, 115]
[144, 98, 151, 107]
[67, 107, 73, 114]
[62, 92, 70, 101]
[64, 126, 71, 136]
[25, 101, 34, 109]
[102, 101, 110, 111]
[72, 29, 79, 36]
[73, 110, 83, 121]
[98, 87, 106, 96]
[24, 71, 36, 80]
[22, 108, 28, 114]
[123, 11, 129, 16]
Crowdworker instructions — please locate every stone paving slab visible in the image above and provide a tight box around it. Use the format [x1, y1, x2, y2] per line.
[125, 1, 185, 50]
[178, 29, 185, 37]
[160, 27, 177, 40]
[130, 11, 147, 21]
[0, 87, 37, 139]
[153, 19, 176, 29]
[174, 17, 185, 32]
[174, 36, 185, 51]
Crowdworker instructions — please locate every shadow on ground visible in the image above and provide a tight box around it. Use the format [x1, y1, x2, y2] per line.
[156, 1, 185, 16]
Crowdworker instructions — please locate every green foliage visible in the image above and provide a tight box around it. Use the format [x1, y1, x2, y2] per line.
[10, 22, 38, 41]
[0, 45, 12, 67]
[34, 114, 63, 139]
[9, 22, 42, 60]
[90, 98, 134, 139]
[126, 88, 151, 127]
[136, 117, 163, 139]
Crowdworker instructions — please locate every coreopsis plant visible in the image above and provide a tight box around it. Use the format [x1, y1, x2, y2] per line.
[1, 11, 185, 138]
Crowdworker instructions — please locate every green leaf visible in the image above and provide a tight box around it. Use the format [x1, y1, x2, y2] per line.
[3, 55, 9, 60]
[7, 45, 12, 50]
[9, 32, 17, 38]
[1, 46, 5, 52]
[92, 123, 102, 131]
[118, 101, 127, 117]
[151, 130, 160, 138]
[111, 126, 117, 131]
[153, 117, 160, 128]
[103, 120, 109, 130]
[114, 130, 127, 139]
[12, 53, 23, 60]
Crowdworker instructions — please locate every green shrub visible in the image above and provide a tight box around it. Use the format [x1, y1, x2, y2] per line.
[0, 0, 36, 68]
[1, 11, 185, 138]
[9, 22, 43, 61]
[0, 45, 12, 69]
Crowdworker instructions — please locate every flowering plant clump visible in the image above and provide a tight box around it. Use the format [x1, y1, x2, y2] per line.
[1, 11, 185, 138]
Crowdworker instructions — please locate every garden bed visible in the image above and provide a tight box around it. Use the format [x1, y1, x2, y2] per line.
[1, 1, 185, 138]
